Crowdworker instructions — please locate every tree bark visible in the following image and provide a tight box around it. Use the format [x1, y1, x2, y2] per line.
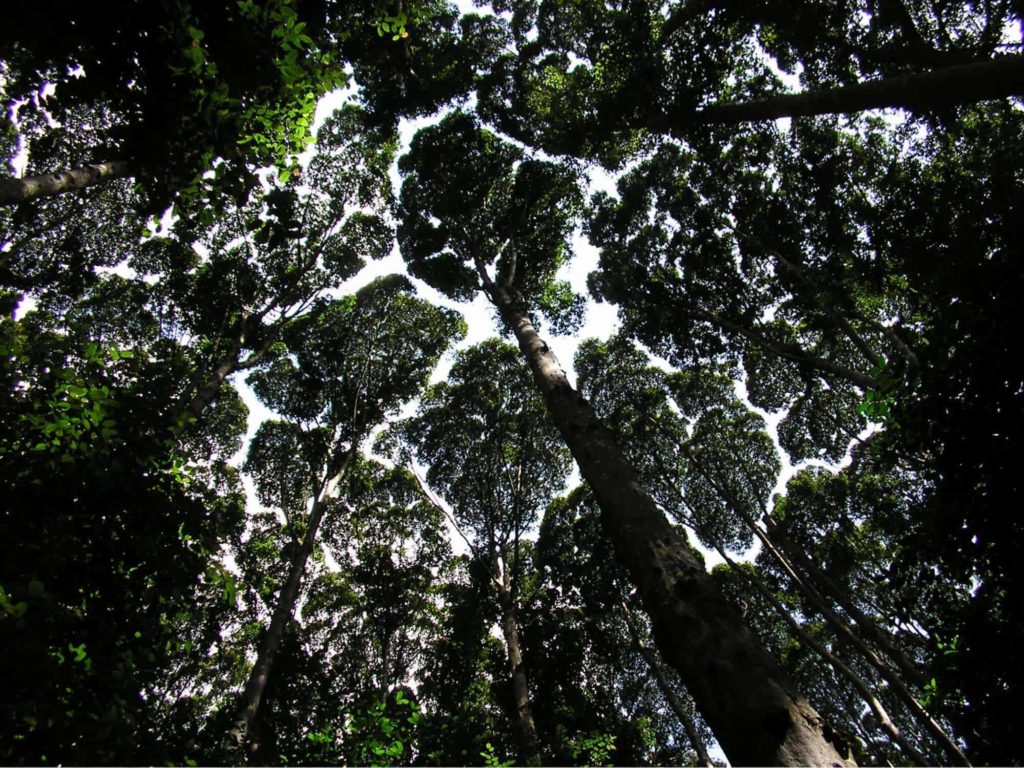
[622, 602, 715, 768]
[225, 450, 354, 754]
[694, 458, 929, 689]
[0, 161, 131, 205]
[685, 460, 969, 766]
[711, 543, 928, 765]
[186, 348, 243, 421]
[655, 56, 1024, 127]
[495, 561, 542, 766]
[491, 287, 850, 767]
[659, 0, 715, 42]
[181, 318, 277, 423]
[767, 518, 929, 687]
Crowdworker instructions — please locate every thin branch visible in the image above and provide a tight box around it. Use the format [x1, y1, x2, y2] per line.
[503, 237, 519, 290]
[410, 465, 481, 560]
[688, 304, 878, 389]
[660, 0, 714, 43]
[732, 227, 882, 367]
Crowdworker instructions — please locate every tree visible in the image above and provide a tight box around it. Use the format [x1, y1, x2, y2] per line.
[574, 335, 967, 765]
[201, 457, 453, 765]
[397, 111, 849, 766]
[131, 105, 396, 423]
[345, 0, 510, 130]
[477, 0, 1023, 164]
[1, 104, 152, 303]
[4, 2, 1024, 764]
[0, 0, 361, 208]
[585, 117, 924, 462]
[534, 486, 717, 767]
[414, 554, 518, 766]
[0, 289, 247, 764]
[584, 95, 1024, 761]
[397, 340, 571, 764]
[225, 275, 463, 754]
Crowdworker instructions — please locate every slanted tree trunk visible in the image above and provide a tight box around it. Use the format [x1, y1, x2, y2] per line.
[693, 456, 929, 687]
[180, 313, 279, 424]
[682, 457, 970, 766]
[654, 56, 1024, 127]
[621, 602, 715, 768]
[185, 347, 244, 421]
[494, 557, 541, 766]
[766, 517, 929, 685]
[225, 450, 354, 754]
[659, 0, 715, 42]
[184, 335, 277, 420]
[181, 314, 254, 422]
[0, 161, 131, 205]
[709, 542, 928, 765]
[490, 286, 850, 767]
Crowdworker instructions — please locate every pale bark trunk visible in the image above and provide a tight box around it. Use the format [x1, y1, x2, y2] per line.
[655, 56, 1024, 127]
[0, 161, 131, 205]
[767, 518, 928, 686]
[186, 350, 242, 421]
[686, 459, 969, 765]
[225, 450, 354, 753]
[183, 324, 275, 422]
[495, 566, 541, 766]
[711, 543, 928, 765]
[491, 288, 849, 767]
[622, 603, 715, 767]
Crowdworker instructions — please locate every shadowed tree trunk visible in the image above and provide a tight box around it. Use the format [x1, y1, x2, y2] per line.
[494, 556, 541, 766]
[621, 601, 715, 768]
[183, 335, 276, 421]
[0, 161, 131, 205]
[225, 450, 354, 755]
[488, 284, 850, 767]
[185, 346, 244, 422]
[676, 452, 970, 766]
[766, 516, 929, 684]
[708, 540, 928, 765]
[653, 56, 1024, 127]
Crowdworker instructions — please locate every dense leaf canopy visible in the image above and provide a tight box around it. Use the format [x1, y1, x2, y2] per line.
[3, 0, 1024, 765]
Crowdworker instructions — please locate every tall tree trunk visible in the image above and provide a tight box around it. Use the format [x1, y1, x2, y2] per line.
[710, 543, 928, 765]
[695, 459, 928, 687]
[682, 457, 970, 766]
[621, 602, 715, 768]
[766, 517, 928, 686]
[182, 322, 276, 423]
[494, 559, 542, 766]
[491, 287, 850, 767]
[225, 450, 354, 754]
[186, 348, 243, 421]
[654, 56, 1024, 127]
[0, 161, 131, 205]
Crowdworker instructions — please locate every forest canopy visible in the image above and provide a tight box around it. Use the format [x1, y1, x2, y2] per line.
[2, 0, 1023, 765]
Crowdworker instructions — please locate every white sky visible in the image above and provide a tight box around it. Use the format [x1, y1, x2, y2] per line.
[3, 6, 914, 762]
[229, 0, 868, 580]
[223, 12, 896, 763]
